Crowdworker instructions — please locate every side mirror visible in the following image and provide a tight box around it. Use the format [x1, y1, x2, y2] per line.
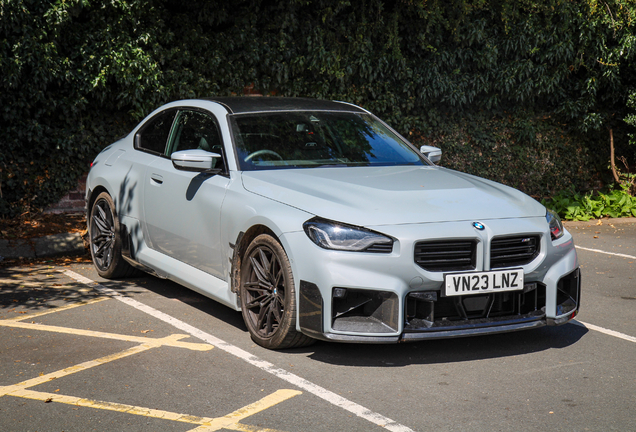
[171, 149, 221, 172]
[420, 145, 442, 164]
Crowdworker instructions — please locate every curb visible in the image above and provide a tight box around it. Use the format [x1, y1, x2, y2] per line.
[0, 232, 87, 260]
[563, 217, 636, 228]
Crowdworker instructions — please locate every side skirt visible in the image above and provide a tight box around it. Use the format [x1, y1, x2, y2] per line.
[136, 247, 240, 311]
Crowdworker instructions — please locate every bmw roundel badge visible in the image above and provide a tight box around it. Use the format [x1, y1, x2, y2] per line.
[473, 222, 485, 230]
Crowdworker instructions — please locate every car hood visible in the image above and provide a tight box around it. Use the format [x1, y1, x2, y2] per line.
[241, 166, 546, 226]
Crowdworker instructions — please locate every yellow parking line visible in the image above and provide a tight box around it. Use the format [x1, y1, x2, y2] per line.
[4, 387, 299, 431]
[0, 321, 213, 351]
[188, 389, 302, 431]
[0, 343, 161, 397]
[2, 297, 110, 322]
[10, 388, 216, 424]
[1, 272, 299, 431]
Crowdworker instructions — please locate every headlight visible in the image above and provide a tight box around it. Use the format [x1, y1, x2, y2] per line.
[303, 218, 394, 253]
[546, 209, 564, 241]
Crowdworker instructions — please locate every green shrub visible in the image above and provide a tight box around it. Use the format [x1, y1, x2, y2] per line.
[415, 112, 602, 198]
[542, 184, 636, 221]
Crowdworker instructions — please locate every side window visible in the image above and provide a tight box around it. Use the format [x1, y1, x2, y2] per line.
[135, 109, 177, 155]
[168, 110, 226, 171]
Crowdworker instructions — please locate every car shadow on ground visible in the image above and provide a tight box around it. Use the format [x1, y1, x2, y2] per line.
[0, 265, 114, 314]
[295, 324, 588, 367]
[124, 273, 249, 332]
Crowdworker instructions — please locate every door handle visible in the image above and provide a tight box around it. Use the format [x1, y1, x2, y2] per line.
[150, 174, 164, 185]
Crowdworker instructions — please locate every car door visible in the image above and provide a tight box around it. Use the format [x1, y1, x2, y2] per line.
[142, 108, 230, 279]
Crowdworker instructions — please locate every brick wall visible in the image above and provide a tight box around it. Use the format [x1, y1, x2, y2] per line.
[45, 173, 87, 214]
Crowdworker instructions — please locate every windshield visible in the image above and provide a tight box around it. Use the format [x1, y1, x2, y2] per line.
[230, 111, 427, 170]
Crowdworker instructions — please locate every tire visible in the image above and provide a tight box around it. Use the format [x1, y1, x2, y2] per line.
[240, 234, 314, 349]
[89, 192, 137, 279]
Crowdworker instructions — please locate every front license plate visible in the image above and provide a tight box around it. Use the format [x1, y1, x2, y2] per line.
[445, 269, 524, 297]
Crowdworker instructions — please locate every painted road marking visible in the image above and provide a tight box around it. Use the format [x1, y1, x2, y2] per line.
[1, 292, 300, 431]
[187, 389, 302, 431]
[0, 320, 213, 350]
[63, 270, 415, 432]
[575, 245, 636, 260]
[574, 320, 636, 344]
[573, 246, 636, 342]
[7, 387, 300, 431]
[1, 342, 169, 396]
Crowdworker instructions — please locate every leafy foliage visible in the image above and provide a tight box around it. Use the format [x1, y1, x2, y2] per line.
[419, 112, 600, 198]
[1, 0, 636, 216]
[542, 183, 636, 221]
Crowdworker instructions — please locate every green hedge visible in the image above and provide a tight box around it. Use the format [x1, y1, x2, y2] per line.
[1, 0, 635, 216]
[417, 112, 603, 198]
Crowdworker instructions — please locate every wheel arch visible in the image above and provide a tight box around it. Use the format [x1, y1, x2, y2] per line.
[87, 185, 111, 217]
[230, 224, 279, 295]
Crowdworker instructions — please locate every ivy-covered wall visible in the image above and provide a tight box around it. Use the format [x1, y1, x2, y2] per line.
[1, 0, 635, 216]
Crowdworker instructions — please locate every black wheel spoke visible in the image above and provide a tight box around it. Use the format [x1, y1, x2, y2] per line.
[258, 249, 272, 281]
[94, 235, 111, 255]
[273, 267, 283, 288]
[250, 256, 270, 287]
[271, 298, 282, 323]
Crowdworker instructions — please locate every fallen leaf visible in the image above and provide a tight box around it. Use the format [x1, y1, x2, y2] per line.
[44, 398, 53, 403]
[596, 219, 603, 225]
[141, 330, 152, 334]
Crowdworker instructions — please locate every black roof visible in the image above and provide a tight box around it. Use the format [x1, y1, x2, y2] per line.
[203, 97, 367, 114]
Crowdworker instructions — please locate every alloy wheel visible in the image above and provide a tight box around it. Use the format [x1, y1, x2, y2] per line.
[90, 198, 116, 271]
[243, 246, 286, 338]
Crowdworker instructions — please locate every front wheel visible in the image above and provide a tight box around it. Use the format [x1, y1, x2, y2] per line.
[89, 192, 136, 279]
[239, 234, 314, 349]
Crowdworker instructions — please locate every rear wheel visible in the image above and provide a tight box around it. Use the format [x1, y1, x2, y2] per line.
[89, 192, 136, 279]
[240, 234, 314, 349]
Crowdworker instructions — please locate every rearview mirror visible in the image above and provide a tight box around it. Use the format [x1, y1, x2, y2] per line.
[420, 145, 442, 164]
[171, 149, 221, 172]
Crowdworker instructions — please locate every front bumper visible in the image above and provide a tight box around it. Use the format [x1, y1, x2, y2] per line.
[283, 217, 580, 343]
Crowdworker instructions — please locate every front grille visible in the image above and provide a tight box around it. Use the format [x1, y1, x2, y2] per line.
[490, 235, 540, 268]
[414, 240, 477, 272]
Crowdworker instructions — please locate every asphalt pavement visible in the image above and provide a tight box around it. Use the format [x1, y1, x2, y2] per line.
[0, 232, 86, 261]
[0, 217, 634, 431]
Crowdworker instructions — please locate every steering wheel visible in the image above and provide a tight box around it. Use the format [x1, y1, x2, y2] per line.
[244, 149, 283, 162]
